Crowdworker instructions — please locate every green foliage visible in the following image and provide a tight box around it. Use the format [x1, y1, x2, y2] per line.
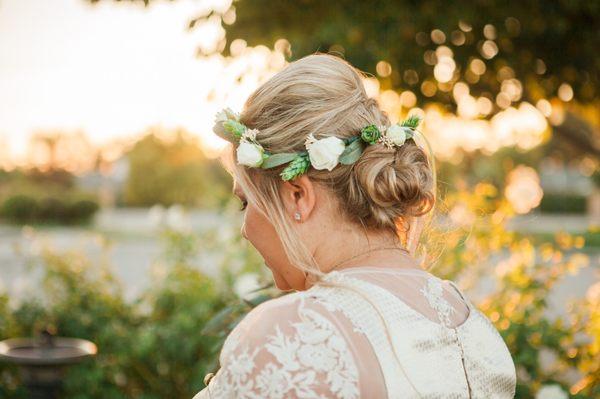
[0, 194, 99, 225]
[280, 152, 311, 181]
[400, 115, 422, 130]
[0, 195, 38, 223]
[123, 129, 231, 208]
[338, 137, 365, 165]
[0, 248, 227, 398]
[260, 152, 298, 169]
[539, 193, 587, 214]
[0, 168, 100, 225]
[591, 170, 600, 188]
[222, 120, 246, 139]
[218, 0, 598, 106]
[0, 198, 269, 398]
[1, 189, 598, 397]
[93, 0, 599, 115]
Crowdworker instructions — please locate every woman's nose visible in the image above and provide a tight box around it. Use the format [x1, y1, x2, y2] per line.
[240, 224, 247, 239]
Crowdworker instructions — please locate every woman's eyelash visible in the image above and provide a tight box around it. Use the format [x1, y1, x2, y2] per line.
[239, 199, 248, 211]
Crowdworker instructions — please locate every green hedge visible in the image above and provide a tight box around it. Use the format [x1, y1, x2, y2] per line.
[0, 194, 99, 225]
[539, 193, 587, 214]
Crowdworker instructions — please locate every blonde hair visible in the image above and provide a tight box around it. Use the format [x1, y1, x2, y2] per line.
[219, 52, 437, 279]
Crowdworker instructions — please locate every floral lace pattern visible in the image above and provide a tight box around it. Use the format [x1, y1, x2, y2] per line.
[200, 296, 360, 399]
[419, 276, 458, 328]
[195, 270, 516, 399]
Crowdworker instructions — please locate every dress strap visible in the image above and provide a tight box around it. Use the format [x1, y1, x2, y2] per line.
[444, 279, 473, 311]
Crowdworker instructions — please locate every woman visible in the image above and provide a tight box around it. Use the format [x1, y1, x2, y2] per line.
[194, 53, 516, 398]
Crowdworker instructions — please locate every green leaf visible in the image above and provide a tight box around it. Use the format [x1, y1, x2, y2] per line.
[400, 115, 422, 130]
[200, 306, 235, 335]
[223, 120, 246, 139]
[343, 136, 360, 145]
[242, 293, 273, 308]
[261, 152, 299, 169]
[339, 139, 365, 165]
[212, 123, 236, 143]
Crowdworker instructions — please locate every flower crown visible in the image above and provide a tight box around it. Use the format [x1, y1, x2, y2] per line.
[212, 107, 423, 181]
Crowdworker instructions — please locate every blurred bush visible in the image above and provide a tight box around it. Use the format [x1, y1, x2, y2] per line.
[0, 192, 598, 398]
[0, 194, 99, 225]
[591, 171, 600, 189]
[0, 199, 266, 398]
[0, 168, 100, 225]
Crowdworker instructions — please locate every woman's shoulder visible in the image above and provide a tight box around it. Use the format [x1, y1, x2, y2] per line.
[234, 291, 307, 330]
[210, 290, 362, 399]
[220, 291, 324, 355]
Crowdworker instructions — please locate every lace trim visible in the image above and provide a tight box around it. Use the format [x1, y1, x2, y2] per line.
[419, 276, 458, 329]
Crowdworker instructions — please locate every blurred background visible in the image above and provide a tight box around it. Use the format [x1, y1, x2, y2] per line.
[0, 0, 598, 398]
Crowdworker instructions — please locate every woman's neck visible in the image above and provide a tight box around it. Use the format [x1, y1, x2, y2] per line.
[313, 228, 419, 274]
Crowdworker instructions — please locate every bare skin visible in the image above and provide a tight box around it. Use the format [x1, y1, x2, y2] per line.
[233, 174, 426, 291]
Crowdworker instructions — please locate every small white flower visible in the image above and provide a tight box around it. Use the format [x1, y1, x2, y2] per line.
[236, 140, 264, 167]
[241, 128, 259, 142]
[385, 124, 409, 146]
[535, 384, 568, 399]
[305, 135, 345, 171]
[215, 107, 239, 123]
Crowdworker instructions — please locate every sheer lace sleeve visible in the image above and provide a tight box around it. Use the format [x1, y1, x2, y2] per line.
[193, 292, 363, 399]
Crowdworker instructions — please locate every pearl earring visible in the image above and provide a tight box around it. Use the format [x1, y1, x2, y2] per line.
[294, 212, 301, 221]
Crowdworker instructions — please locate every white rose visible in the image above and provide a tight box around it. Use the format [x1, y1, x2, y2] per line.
[385, 124, 408, 146]
[236, 141, 264, 167]
[535, 385, 568, 399]
[306, 136, 346, 171]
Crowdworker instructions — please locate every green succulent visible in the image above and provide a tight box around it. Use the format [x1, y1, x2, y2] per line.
[360, 124, 381, 144]
[280, 152, 311, 181]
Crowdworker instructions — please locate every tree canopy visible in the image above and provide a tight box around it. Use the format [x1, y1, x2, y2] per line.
[92, 0, 599, 106]
[90, 0, 600, 157]
[220, 1, 598, 107]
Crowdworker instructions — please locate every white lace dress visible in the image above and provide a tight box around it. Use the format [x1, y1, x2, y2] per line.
[193, 267, 517, 398]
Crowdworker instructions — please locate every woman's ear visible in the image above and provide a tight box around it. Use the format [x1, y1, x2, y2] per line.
[280, 174, 317, 221]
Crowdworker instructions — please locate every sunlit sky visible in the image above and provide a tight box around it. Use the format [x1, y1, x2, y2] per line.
[0, 0, 245, 162]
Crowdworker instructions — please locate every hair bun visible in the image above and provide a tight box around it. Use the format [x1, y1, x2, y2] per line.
[348, 142, 435, 231]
